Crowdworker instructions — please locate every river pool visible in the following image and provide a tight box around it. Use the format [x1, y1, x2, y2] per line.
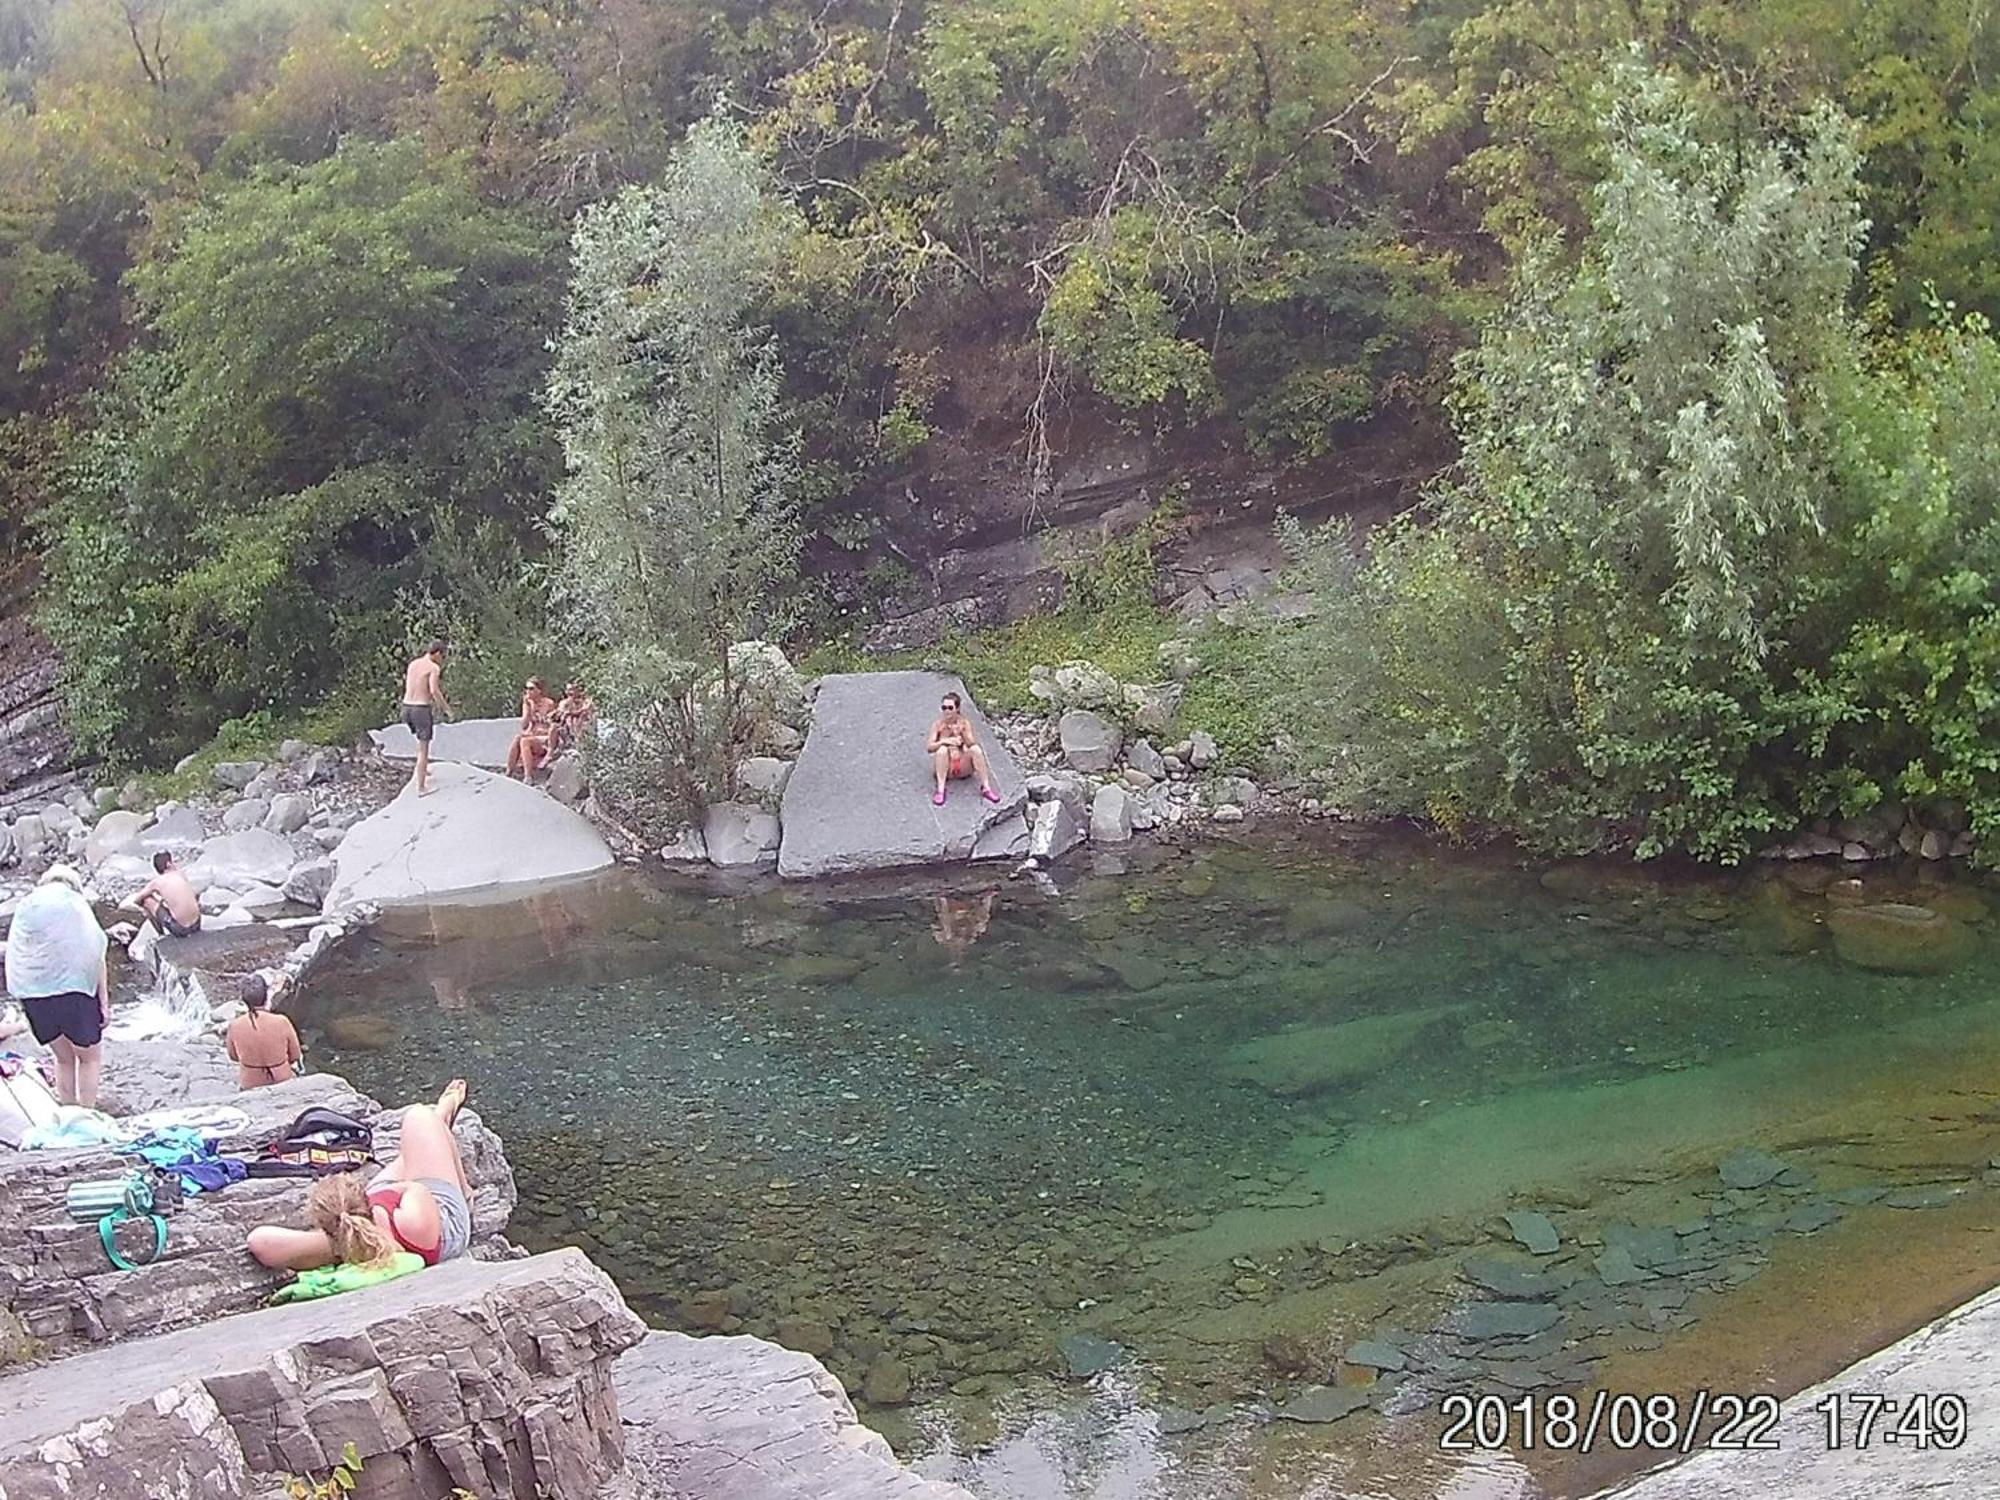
[292, 830, 2000, 1499]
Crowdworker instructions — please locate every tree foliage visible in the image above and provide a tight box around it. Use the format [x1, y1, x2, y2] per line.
[1283, 61, 2000, 861]
[546, 114, 803, 827]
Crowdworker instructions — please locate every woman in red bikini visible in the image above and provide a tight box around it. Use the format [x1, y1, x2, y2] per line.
[926, 691, 1003, 808]
[247, 1079, 475, 1270]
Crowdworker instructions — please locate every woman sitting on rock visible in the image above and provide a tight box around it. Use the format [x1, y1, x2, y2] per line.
[505, 678, 558, 781]
[247, 1079, 474, 1270]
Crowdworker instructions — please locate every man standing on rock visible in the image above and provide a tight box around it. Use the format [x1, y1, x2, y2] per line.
[400, 639, 455, 797]
[4, 865, 109, 1109]
[927, 691, 1002, 807]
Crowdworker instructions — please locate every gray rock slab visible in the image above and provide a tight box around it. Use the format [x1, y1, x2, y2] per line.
[0, 1248, 637, 1500]
[777, 673, 1028, 879]
[1506, 1209, 1562, 1255]
[324, 762, 613, 911]
[1274, 1385, 1372, 1423]
[614, 1331, 974, 1500]
[1591, 1281, 2000, 1499]
[1719, 1147, 1788, 1189]
[1445, 1301, 1561, 1340]
[367, 714, 520, 768]
[0, 1072, 514, 1361]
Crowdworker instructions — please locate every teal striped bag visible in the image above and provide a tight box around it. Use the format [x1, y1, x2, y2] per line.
[64, 1173, 168, 1270]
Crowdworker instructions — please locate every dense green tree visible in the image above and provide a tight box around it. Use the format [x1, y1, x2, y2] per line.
[546, 114, 803, 826]
[42, 138, 558, 761]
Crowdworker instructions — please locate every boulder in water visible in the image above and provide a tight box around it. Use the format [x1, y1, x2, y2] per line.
[1827, 902, 1974, 974]
[776, 672, 1027, 879]
[323, 763, 614, 911]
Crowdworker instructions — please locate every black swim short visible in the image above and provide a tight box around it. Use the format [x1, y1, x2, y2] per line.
[401, 703, 436, 743]
[147, 903, 200, 939]
[22, 991, 104, 1048]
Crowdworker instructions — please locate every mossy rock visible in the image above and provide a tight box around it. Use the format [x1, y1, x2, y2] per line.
[1827, 902, 1976, 975]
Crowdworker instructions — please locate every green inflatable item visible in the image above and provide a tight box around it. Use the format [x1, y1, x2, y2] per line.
[269, 1252, 425, 1304]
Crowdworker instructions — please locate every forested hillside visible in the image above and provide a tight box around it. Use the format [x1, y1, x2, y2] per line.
[6, 0, 2000, 853]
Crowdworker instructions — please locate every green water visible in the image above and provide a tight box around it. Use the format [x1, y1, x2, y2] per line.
[295, 833, 2000, 1498]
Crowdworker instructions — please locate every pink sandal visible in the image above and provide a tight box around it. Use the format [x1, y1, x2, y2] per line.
[981, 786, 1002, 804]
[933, 789, 947, 806]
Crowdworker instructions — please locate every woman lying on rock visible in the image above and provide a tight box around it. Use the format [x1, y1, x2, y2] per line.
[246, 1080, 474, 1271]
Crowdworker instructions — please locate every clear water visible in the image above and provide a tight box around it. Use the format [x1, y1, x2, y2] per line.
[293, 832, 2000, 1499]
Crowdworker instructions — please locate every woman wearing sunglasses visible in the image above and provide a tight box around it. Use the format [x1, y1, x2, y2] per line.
[927, 691, 1003, 807]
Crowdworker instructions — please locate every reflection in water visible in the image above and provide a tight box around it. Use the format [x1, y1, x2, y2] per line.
[298, 836, 2000, 1499]
[934, 890, 999, 963]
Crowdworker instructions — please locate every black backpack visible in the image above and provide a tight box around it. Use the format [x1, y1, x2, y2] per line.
[243, 1106, 377, 1178]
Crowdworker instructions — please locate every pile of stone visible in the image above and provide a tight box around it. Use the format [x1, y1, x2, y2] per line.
[1268, 1145, 1983, 1428]
[1770, 800, 1979, 864]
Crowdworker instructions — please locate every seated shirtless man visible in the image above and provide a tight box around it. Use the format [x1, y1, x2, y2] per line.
[135, 852, 201, 938]
[927, 691, 1002, 807]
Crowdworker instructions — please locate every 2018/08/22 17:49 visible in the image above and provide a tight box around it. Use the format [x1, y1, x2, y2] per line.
[1816, 1393, 1968, 1449]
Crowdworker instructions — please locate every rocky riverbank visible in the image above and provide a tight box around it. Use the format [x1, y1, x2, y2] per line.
[0, 1056, 970, 1500]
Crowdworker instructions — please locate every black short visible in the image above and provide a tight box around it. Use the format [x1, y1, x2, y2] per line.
[401, 703, 436, 743]
[23, 991, 103, 1048]
[147, 904, 200, 939]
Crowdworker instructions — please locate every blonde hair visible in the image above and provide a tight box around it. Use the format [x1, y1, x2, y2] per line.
[306, 1174, 400, 1266]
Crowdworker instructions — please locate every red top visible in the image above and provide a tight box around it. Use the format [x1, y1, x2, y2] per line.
[364, 1182, 441, 1266]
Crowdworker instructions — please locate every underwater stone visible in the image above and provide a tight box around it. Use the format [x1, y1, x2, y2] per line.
[1883, 1185, 1961, 1210]
[1059, 1333, 1127, 1378]
[1342, 1340, 1408, 1373]
[1780, 1202, 1843, 1235]
[1504, 1210, 1561, 1255]
[1460, 1255, 1561, 1300]
[1446, 1302, 1561, 1341]
[1719, 1148, 1788, 1190]
[1274, 1385, 1372, 1424]
[1595, 1247, 1653, 1287]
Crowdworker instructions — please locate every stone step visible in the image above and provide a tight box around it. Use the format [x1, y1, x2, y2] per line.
[0, 1074, 515, 1361]
[0, 1248, 642, 1500]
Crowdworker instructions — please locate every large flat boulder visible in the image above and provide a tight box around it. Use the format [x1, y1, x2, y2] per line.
[0, 1248, 641, 1500]
[324, 762, 614, 912]
[367, 714, 520, 769]
[777, 672, 1029, 879]
[615, 1332, 974, 1500]
[0, 1072, 516, 1360]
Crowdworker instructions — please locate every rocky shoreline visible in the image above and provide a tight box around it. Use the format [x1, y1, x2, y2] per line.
[0, 1061, 971, 1500]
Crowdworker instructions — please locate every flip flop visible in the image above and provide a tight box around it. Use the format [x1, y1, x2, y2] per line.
[982, 787, 1002, 804]
[933, 790, 947, 806]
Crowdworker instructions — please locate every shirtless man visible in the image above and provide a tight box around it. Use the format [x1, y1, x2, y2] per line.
[400, 640, 455, 796]
[135, 852, 201, 938]
[926, 691, 1002, 807]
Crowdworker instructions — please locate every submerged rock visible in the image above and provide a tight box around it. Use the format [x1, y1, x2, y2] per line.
[1058, 1332, 1127, 1378]
[1718, 1148, 1788, 1190]
[1445, 1301, 1561, 1340]
[1220, 1004, 1469, 1098]
[1827, 902, 1975, 974]
[1504, 1210, 1561, 1255]
[1274, 1385, 1371, 1424]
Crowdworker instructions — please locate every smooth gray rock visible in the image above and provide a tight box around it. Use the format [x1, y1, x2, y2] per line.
[367, 715, 519, 769]
[220, 797, 271, 832]
[282, 856, 336, 907]
[263, 792, 312, 834]
[1059, 710, 1123, 773]
[1343, 1340, 1408, 1373]
[777, 672, 1028, 879]
[705, 802, 782, 867]
[212, 760, 265, 791]
[544, 753, 587, 805]
[615, 1332, 974, 1500]
[85, 809, 149, 866]
[1461, 1254, 1561, 1300]
[1591, 1281, 2000, 1499]
[1884, 1184, 1962, 1210]
[11, 814, 44, 853]
[0, 1248, 636, 1500]
[1090, 783, 1135, 843]
[136, 805, 208, 853]
[324, 763, 614, 911]
[1058, 1332, 1127, 1377]
[189, 828, 297, 890]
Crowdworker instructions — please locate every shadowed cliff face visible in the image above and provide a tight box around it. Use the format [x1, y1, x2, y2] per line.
[0, 559, 78, 809]
[825, 410, 1448, 651]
